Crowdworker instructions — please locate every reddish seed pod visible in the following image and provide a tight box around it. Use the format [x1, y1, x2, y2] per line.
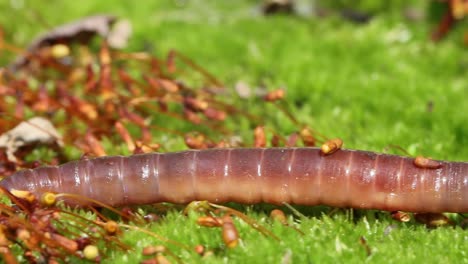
[321, 138, 343, 155]
[115, 121, 136, 152]
[16, 228, 31, 243]
[270, 209, 287, 224]
[119, 107, 147, 127]
[14, 91, 25, 119]
[158, 79, 179, 93]
[140, 127, 153, 145]
[214, 140, 227, 148]
[144, 75, 161, 93]
[391, 211, 411, 222]
[254, 126, 267, 148]
[99, 67, 115, 100]
[414, 156, 443, 169]
[47, 233, 79, 253]
[99, 41, 111, 65]
[286, 132, 299, 147]
[299, 127, 316, 146]
[147, 57, 161, 76]
[116, 68, 134, 84]
[194, 244, 205, 255]
[184, 133, 208, 149]
[31, 84, 51, 112]
[134, 141, 160, 154]
[184, 97, 208, 112]
[221, 216, 239, 248]
[184, 109, 202, 124]
[271, 134, 281, 147]
[70, 96, 98, 120]
[84, 131, 107, 157]
[102, 99, 117, 116]
[263, 89, 285, 102]
[84, 64, 97, 92]
[97, 43, 114, 99]
[104, 221, 119, 235]
[117, 69, 139, 96]
[197, 216, 222, 227]
[203, 107, 226, 121]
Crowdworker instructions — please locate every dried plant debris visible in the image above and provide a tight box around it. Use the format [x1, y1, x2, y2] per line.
[262, 0, 295, 15]
[431, 0, 468, 41]
[107, 19, 132, 49]
[0, 117, 63, 162]
[11, 14, 132, 70]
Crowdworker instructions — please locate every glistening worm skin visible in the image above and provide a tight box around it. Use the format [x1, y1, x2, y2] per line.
[0, 148, 467, 213]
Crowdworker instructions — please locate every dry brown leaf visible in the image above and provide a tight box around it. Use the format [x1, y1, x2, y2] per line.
[11, 15, 132, 70]
[0, 117, 63, 162]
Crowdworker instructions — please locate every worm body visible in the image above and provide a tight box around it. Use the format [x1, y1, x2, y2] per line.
[1, 148, 467, 213]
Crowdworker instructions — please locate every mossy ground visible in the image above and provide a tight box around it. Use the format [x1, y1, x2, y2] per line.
[1, 1, 467, 263]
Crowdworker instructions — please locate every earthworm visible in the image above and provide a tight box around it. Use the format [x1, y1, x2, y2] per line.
[0, 148, 467, 213]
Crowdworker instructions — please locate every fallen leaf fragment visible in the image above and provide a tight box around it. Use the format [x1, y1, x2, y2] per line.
[0, 117, 63, 162]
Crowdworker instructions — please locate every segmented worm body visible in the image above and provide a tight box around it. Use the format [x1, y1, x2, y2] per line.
[1, 148, 467, 213]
